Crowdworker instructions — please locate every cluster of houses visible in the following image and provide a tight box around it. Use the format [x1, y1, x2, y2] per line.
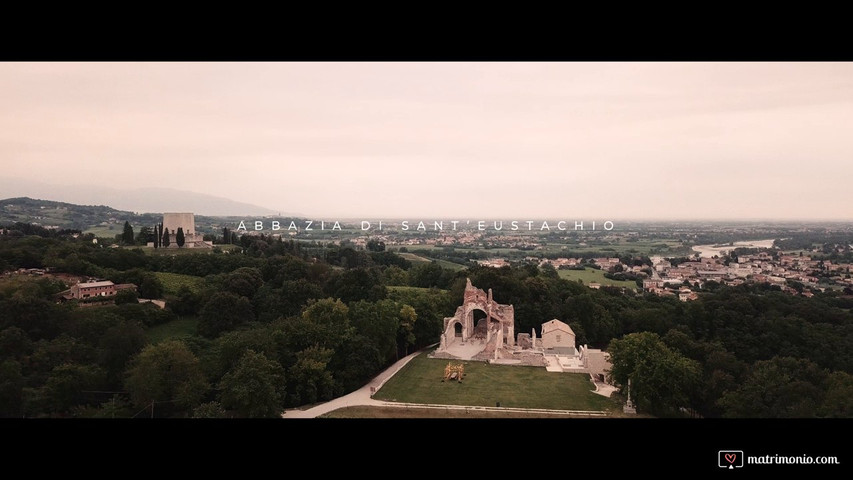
[478, 258, 510, 268]
[391, 232, 539, 249]
[645, 252, 853, 298]
[6, 267, 48, 276]
[538, 257, 582, 268]
[537, 256, 646, 274]
[479, 256, 641, 271]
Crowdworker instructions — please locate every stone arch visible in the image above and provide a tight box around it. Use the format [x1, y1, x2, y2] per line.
[434, 278, 517, 359]
[471, 308, 488, 329]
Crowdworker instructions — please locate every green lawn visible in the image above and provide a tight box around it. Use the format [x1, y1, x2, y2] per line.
[558, 268, 639, 290]
[374, 352, 616, 411]
[321, 405, 603, 418]
[153, 272, 206, 295]
[145, 316, 199, 344]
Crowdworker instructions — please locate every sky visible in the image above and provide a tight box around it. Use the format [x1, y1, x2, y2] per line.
[1, 62, 851, 220]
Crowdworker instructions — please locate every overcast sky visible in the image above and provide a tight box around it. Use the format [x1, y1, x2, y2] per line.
[1, 62, 851, 220]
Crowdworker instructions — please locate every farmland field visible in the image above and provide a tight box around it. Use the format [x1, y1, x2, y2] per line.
[558, 268, 639, 289]
[397, 252, 466, 271]
[84, 225, 122, 238]
[153, 272, 206, 295]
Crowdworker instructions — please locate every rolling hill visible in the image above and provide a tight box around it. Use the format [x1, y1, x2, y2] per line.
[0, 197, 295, 239]
[0, 197, 157, 231]
[0, 177, 282, 216]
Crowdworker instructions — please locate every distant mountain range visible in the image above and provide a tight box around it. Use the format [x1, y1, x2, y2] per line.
[0, 178, 283, 216]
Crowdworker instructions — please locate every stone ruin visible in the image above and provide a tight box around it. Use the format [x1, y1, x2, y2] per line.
[431, 278, 516, 362]
[430, 278, 611, 375]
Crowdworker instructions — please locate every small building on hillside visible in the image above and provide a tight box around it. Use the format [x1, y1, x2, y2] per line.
[541, 319, 576, 354]
[678, 287, 699, 302]
[61, 280, 136, 300]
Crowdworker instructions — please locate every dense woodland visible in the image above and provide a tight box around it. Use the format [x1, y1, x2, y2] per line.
[1, 224, 852, 418]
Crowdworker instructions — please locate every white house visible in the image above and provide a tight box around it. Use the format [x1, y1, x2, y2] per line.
[541, 319, 576, 354]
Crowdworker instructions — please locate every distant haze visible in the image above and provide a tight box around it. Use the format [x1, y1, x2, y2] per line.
[1, 62, 851, 220]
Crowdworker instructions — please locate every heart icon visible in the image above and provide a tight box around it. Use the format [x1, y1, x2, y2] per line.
[725, 453, 736, 464]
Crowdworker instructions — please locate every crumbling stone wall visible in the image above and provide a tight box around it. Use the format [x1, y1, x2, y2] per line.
[437, 278, 516, 354]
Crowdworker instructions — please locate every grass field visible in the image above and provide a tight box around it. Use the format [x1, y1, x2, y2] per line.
[398, 252, 467, 271]
[84, 225, 121, 238]
[153, 272, 206, 295]
[321, 405, 606, 418]
[374, 353, 616, 411]
[397, 252, 430, 263]
[558, 268, 639, 290]
[145, 316, 199, 343]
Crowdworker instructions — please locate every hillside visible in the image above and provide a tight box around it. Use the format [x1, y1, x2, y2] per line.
[0, 197, 158, 231]
[0, 177, 281, 216]
[0, 197, 269, 239]
[0, 197, 309, 240]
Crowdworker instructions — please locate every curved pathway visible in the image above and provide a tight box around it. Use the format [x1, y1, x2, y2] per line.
[281, 348, 426, 418]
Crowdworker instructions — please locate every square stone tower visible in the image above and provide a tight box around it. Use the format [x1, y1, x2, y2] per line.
[163, 212, 195, 237]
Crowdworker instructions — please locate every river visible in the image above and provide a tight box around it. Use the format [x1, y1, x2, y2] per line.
[691, 239, 776, 258]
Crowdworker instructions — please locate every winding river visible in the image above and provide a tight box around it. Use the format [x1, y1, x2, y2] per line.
[691, 239, 776, 258]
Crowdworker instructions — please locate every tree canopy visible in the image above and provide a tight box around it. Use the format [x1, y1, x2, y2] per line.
[218, 350, 286, 418]
[125, 340, 208, 414]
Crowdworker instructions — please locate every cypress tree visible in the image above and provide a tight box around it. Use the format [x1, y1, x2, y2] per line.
[162, 227, 170, 248]
[176, 227, 185, 248]
[122, 221, 135, 244]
